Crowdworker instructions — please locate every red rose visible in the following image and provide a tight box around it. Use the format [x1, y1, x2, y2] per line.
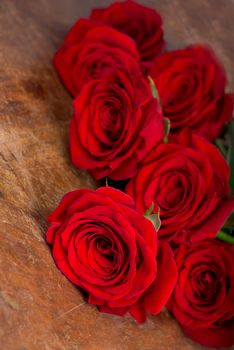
[46, 187, 177, 322]
[149, 45, 234, 141]
[70, 70, 164, 180]
[126, 130, 234, 242]
[90, 0, 165, 70]
[167, 239, 234, 348]
[54, 19, 142, 96]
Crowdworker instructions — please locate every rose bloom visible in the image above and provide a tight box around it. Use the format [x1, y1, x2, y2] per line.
[54, 18, 142, 96]
[149, 45, 234, 141]
[126, 130, 234, 243]
[46, 187, 177, 322]
[167, 239, 234, 348]
[70, 70, 164, 180]
[90, 0, 165, 70]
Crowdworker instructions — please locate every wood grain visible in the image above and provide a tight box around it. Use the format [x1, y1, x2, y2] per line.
[0, 1, 233, 349]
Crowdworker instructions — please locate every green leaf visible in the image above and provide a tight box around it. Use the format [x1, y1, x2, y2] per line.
[163, 118, 171, 144]
[147, 212, 161, 232]
[145, 202, 154, 216]
[148, 76, 162, 106]
[215, 138, 227, 158]
[216, 230, 234, 245]
[144, 202, 161, 232]
[223, 212, 234, 228]
[228, 119, 234, 195]
[147, 76, 170, 143]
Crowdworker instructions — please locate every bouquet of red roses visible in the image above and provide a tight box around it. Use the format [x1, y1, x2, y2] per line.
[46, 1, 234, 348]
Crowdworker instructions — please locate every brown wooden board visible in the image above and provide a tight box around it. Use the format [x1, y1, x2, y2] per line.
[0, 1, 233, 349]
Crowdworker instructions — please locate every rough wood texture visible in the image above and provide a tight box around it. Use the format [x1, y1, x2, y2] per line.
[0, 1, 233, 349]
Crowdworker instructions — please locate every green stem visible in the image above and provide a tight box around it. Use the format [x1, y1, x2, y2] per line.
[217, 230, 234, 244]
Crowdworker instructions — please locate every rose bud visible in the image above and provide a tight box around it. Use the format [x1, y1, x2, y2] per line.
[90, 0, 165, 70]
[54, 18, 142, 96]
[149, 45, 234, 141]
[126, 129, 234, 243]
[70, 70, 164, 180]
[167, 239, 234, 348]
[46, 187, 177, 322]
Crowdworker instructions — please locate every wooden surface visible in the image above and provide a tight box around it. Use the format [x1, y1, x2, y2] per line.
[0, 1, 233, 349]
